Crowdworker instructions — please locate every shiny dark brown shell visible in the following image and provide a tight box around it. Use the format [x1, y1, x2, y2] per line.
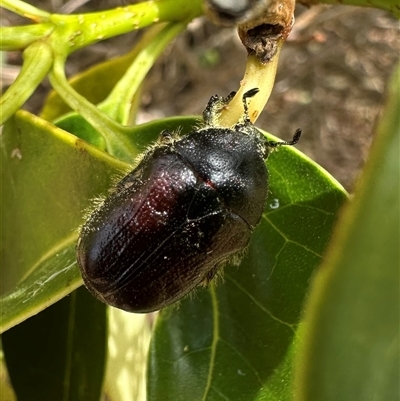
[76, 127, 268, 313]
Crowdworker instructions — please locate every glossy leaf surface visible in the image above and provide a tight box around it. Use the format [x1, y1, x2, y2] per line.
[294, 66, 400, 401]
[2, 287, 107, 401]
[0, 110, 128, 333]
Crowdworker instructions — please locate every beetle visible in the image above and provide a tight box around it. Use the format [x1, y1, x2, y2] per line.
[76, 88, 301, 313]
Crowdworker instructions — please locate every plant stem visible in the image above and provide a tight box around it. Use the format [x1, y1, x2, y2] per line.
[218, 45, 282, 127]
[48, 0, 203, 54]
[0, 41, 53, 125]
[48, 56, 137, 163]
[0, 24, 54, 51]
[101, 22, 187, 125]
[1, 0, 50, 21]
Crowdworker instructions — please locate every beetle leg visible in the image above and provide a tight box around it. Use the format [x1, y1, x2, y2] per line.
[203, 91, 236, 126]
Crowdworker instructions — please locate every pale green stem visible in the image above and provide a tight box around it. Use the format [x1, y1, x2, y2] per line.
[219, 46, 282, 127]
[1, 0, 50, 21]
[0, 41, 53, 125]
[48, 56, 136, 162]
[101, 21, 187, 125]
[48, 0, 203, 54]
[0, 24, 54, 51]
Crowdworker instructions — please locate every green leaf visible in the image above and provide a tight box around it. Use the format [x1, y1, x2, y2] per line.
[124, 116, 201, 154]
[148, 134, 347, 401]
[0, 347, 16, 401]
[0, 110, 128, 333]
[293, 67, 400, 400]
[0, 244, 81, 334]
[55, 113, 107, 150]
[1, 287, 107, 401]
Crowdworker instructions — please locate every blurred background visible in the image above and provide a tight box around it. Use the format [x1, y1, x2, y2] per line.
[2, 0, 399, 190]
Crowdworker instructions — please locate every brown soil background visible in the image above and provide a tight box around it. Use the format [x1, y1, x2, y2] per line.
[2, 0, 399, 190]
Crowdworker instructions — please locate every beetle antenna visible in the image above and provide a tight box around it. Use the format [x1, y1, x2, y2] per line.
[267, 129, 302, 148]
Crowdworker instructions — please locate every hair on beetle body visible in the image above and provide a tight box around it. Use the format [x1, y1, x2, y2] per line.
[202, 91, 237, 127]
[76, 88, 301, 313]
